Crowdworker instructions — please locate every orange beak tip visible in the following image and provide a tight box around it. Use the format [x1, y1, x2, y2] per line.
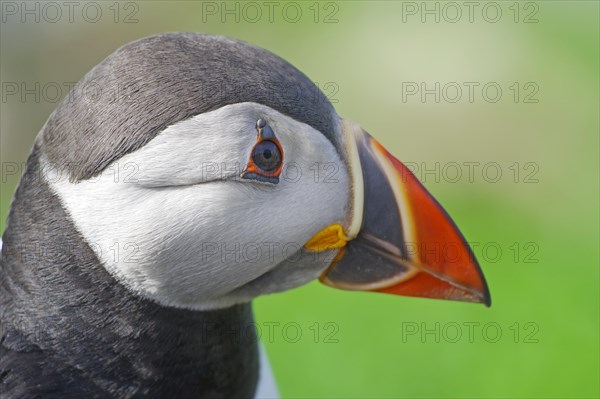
[322, 122, 491, 308]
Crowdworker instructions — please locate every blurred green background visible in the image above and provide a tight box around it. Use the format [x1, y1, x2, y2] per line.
[1, 1, 598, 398]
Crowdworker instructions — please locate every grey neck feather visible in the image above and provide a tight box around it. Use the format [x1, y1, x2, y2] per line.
[0, 144, 259, 398]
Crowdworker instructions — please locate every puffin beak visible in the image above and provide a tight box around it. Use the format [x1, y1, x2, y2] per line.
[318, 120, 491, 306]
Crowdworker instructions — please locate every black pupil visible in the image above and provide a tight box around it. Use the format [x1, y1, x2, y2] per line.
[253, 140, 280, 172]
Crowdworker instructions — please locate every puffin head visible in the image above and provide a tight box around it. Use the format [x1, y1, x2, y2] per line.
[41, 33, 490, 310]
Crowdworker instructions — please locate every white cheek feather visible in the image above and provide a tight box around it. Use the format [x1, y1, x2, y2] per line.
[45, 102, 350, 310]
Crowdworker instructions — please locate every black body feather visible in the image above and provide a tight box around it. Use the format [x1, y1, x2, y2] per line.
[1, 146, 258, 398]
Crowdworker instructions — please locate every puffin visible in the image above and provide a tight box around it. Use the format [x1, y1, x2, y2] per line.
[0, 33, 490, 398]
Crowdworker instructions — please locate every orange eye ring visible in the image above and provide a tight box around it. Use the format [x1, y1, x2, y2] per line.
[241, 119, 284, 184]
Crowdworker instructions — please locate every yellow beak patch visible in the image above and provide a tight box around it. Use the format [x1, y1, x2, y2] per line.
[304, 224, 349, 252]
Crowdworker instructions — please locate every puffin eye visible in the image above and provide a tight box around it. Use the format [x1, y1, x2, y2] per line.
[241, 119, 284, 184]
[252, 140, 281, 173]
